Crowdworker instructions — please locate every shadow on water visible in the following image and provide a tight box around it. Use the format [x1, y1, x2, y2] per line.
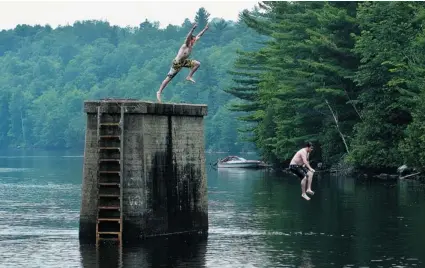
[79, 235, 208, 268]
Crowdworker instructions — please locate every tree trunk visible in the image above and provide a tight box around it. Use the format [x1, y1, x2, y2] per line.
[344, 89, 363, 121]
[325, 99, 350, 154]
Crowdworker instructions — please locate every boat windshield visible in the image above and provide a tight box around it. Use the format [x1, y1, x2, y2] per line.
[221, 156, 247, 162]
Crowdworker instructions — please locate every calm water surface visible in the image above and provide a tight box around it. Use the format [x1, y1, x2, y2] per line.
[0, 150, 424, 268]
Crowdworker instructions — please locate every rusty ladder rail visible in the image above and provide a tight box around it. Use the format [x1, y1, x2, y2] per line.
[96, 105, 124, 245]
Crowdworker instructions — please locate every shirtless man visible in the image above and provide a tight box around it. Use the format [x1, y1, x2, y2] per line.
[156, 22, 209, 103]
[289, 142, 316, 201]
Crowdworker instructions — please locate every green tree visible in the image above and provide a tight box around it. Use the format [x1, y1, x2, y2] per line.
[348, 2, 425, 171]
[0, 8, 261, 154]
[194, 7, 210, 30]
[227, 1, 360, 165]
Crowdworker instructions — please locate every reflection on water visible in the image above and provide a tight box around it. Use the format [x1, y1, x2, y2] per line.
[0, 150, 424, 267]
[217, 167, 266, 180]
[79, 235, 207, 268]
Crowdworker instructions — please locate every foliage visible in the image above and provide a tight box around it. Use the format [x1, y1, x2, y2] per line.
[4, 3, 425, 172]
[0, 8, 260, 153]
[228, 1, 425, 171]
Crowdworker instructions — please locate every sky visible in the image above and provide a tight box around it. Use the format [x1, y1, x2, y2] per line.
[0, 0, 259, 30]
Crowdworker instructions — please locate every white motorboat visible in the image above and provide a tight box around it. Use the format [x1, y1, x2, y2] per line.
[217, 156, 263, 168]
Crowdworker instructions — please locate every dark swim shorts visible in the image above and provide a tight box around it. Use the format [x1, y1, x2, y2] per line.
[289, 165, 308, 179]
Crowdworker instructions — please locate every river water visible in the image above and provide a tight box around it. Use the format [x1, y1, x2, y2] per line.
[0, 150, 424, 268]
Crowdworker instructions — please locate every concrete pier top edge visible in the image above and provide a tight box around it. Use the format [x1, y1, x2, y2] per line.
[84, 99, 208, 116]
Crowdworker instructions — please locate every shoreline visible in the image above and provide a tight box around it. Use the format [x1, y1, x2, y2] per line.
[275, 164, 424, 183]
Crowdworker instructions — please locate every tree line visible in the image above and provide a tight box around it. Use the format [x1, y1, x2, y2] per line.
[228, 1, 425, 173]
[0, 8, 260, 153]
[2, 2, 424, 174]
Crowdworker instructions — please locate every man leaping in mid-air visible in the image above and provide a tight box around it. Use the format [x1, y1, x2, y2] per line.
[289, 142, 316, 201]
[156, 22, 209, 103]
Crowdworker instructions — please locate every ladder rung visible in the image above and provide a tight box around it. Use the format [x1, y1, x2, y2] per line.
[99, 194, 120, 198]
[99, 135, 120, 139]
[99, 171, 120, 174]
[100, 123, 120, 126]
[98, 218, 121, 222]
[99, 159, 120, 162]
[98, 232, 121, 235]
[98, 236, 119, 241]
[98, 237, 119, 242]
[99, 182, 120, 187]
[98, 206, 120, 210]
[99, 147, 120, 150]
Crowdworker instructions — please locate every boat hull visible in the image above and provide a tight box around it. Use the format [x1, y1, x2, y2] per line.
[217, 161, 261, 168]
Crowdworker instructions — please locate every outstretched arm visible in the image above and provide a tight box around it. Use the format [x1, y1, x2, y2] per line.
[195, 23, 209, 41]
[185, 23, 197, 46]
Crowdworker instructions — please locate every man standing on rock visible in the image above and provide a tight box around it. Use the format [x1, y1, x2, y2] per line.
[289, 142, 316, 201]
[156, 22, 209, 103]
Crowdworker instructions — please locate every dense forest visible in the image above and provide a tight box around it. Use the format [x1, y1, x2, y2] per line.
[0, 8, 260, 153]
[228, 1, 425, 173]
[1, 2, 425, 173]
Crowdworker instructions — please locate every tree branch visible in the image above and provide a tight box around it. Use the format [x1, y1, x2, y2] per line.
[344, 88, 363, 121]
[400, 172, 421, 179]
[325, 99, 350, 154]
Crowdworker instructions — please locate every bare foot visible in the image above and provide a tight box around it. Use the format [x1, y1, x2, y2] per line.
[302, 193, 311, 201]
[156, 91, 161, 103]
[306, 190, 315, 195]
[186, 77, 196, 83]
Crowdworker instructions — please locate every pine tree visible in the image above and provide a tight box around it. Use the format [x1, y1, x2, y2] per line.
[228, 1, 361, 164]
[194, 8, 210, 29]
[348, 2, 425, 171]
[224, 2, 273, 161]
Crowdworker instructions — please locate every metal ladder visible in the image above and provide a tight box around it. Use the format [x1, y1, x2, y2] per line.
[96, 105, 124, 245]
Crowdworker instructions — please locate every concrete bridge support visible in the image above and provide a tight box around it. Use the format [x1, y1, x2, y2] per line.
[79, 99, 208, 244]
